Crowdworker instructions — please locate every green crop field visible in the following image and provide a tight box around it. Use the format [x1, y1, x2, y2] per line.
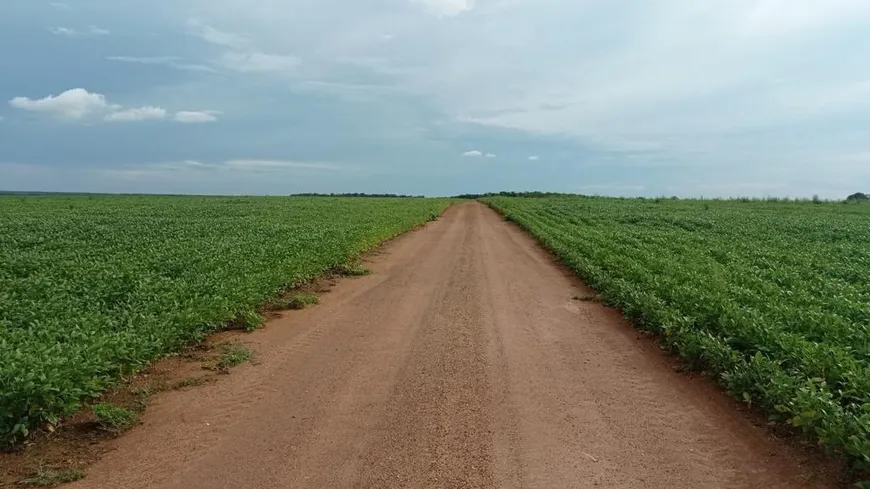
[484, 196, 870, 468]
[0, 195, 450, 445]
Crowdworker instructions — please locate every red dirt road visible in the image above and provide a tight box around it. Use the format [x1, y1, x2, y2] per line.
[68, 202, 832, 488]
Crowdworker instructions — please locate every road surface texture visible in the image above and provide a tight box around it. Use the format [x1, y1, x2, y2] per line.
[69, 202, 832, 489]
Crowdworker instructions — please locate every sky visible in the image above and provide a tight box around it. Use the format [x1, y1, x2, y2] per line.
[2, 0, 870, 198]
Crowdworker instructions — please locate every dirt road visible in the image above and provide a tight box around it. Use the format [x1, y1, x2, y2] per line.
[69, 202, 832, 488]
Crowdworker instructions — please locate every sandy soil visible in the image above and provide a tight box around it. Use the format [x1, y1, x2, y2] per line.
[65, 202, 836, 488]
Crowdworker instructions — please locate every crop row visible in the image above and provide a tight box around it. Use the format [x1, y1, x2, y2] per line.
[0, 196, 450, 444]
[484, 196, 870, 469]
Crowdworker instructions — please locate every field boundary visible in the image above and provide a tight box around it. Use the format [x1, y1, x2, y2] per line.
[1, 202, 454, 486]
[481, 198, 861, 484]
[1, 199, 453, 446]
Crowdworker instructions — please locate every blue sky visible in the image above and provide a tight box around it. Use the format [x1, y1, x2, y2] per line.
[2, 0, 870, 197]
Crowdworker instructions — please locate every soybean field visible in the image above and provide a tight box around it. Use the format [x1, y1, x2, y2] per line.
[0, 195, 450, 445]
[485, 196, 870, 469]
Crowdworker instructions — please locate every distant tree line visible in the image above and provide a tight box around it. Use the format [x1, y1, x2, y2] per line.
[454, 191, 870, 203]
[291, 193, 425, 198]
[3, 190, 867, 201]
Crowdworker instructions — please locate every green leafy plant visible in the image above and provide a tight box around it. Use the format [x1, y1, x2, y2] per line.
[267, 292, 319, 310]
[284, 292, 319, 310]
[92, 403, 139, 434]
[484, 195, 870, 471]
[212, 343, 254, 372]
[331, 263, 371, 277]
[0, 196, 449, 445]
[235, 309, 265, 332]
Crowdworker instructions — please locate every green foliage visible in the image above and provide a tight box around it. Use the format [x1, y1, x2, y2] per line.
[484, 196, 870, 469]
[233, 309, 265, 332]
[284, 292, 319, 310]
[265, 291, 319, 310]
[211, 342, 254, 372]
[330, 263, 371, 277]
[92, 403, 138, 433]
[0, 195, 450, 445]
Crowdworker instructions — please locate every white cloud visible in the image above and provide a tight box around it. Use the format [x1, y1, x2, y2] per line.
[48, 27, 76, 36]
[2, 160, 358, 196]
[362, 0, 870, 183]
[106, 56, 218, 73]
[49, 26, 110, 37]
[49, 2, 70, 9]
[461, 150, 496, 158]
[105, 160, 214, 178]
[10, 0, 870, 197]
[105, 159, 339, 180]
[9, 88, 109, 119]
[187, 19, 249, 48]
[413, 0, 474, 17]
[219, 51, 300, 73]
[9, 89, 210, 124]
[738, 0, 870, 37]
[180, 160, 209, 168]
[528, 156, 540, 161]
[187, 19, 299, 75]
[223, 159, 339, 171]
[174, 111, 219, 123]
[108, 55, 179, 64]
[105, 106, 167, 122]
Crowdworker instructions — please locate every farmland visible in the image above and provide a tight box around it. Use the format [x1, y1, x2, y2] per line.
[484, 196, 870, 468]
[0, 195, 450, 445]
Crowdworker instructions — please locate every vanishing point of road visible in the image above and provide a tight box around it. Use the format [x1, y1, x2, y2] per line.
[69, 202, 832, 489]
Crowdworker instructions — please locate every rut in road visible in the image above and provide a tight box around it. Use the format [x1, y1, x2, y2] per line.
[68, 202, 832, 489]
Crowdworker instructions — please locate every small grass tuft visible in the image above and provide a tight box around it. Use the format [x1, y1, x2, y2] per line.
[91, 403, 139, 434]
[211, 343, 254, 372]
[18, 466, 84, 487]
[128, 385, 160, 412]
[234, 309, 265, 332]
[331, 263, 371, 277]
[266, 291, 319, 311]
[285, 292, 319, 309]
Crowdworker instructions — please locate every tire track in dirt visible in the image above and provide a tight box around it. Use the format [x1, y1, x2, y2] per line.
[354, 204, 495, 488]
[67, 202, 835, 489]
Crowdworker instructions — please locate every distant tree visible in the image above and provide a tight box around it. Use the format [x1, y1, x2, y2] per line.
[846, 192, 868, 202]
[290, 193, 424, 198]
